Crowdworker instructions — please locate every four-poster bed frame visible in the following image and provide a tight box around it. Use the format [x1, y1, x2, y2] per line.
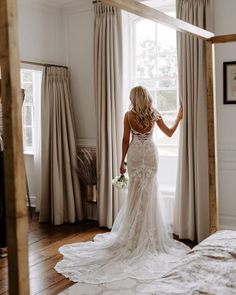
[0, 0, 236, 293]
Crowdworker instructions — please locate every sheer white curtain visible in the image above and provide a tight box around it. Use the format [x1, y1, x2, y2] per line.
[94, 3, 123, 228]
[174, 0, 213, 242]
[39, 66, 83, 225]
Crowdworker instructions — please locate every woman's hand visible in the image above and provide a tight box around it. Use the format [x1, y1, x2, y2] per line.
[177, 106, 183, 121]
[120, 162, 127, 175]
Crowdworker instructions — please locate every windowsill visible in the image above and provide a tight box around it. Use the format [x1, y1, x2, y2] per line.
[160, 184, 175, 194]
[24, 151, 35, 156]
[159, 153, 178, 158]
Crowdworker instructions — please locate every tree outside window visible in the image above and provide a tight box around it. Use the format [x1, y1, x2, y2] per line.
[131, 16, 179, 156]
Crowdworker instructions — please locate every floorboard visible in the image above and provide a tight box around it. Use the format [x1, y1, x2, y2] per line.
[0, 212, 196, 294]
[0, 213, 106, 295]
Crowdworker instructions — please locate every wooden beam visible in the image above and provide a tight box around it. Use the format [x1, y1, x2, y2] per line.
[101, 0, 214, 40]
[0, 0, 30, 294]
[206, 40, 219, 234]
[211, 33, 236, 44]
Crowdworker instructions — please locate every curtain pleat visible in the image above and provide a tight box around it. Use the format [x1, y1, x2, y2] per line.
[39, 67, 83, 225]
[94, 3, 123, 228]
[174, 0, 213, 242]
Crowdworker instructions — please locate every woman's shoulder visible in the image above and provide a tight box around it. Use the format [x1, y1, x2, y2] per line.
[124, 110, 134, 118]
[153, 108, 162, 121]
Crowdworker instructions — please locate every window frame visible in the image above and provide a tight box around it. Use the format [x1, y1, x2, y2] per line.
[20, 66, 43, 155]
[129, 9, 179, 157]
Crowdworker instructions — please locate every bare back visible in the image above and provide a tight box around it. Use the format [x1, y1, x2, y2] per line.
[127, 111, 154, 134]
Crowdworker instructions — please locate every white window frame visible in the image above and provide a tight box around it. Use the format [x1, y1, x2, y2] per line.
[129, 9, 179, 157]
[20, 66, 43, 155]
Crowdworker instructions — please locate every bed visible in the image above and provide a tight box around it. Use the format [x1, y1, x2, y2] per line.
[59, 230, 236, 295]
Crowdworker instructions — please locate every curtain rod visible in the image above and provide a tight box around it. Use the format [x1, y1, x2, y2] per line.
[21, 60, 68, 69]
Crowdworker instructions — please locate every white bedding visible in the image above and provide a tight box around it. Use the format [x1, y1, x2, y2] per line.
[59, 230, 236, 295]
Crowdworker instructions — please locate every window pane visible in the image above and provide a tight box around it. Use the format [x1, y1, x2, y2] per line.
[156, 111, 179, 155]
[23, 106, 33, 126]
[132, 16, 178, 157]
[136, 79, 157, 89]
[135, 19, 155, 55]
[157, 53, 177, 79]
[156, 90, 177, 112]
[136, 50, 156, 78]
[24, 127, 33, 148]
[158, 145, 178, 156]
[22, 70, 33, 83]
[22, 83, 33, 103]
[135, 19, 157, 78]
[156, 24, 176, 47]
[158, 79, 176, 88]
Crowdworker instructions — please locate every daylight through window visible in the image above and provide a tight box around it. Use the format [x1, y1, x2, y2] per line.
[21, 68, 42, 153]
[131, 13, 179, 156]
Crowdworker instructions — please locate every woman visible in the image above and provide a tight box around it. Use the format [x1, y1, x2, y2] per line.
[55, 86, 189, 283]
[0, 97, 7, 258]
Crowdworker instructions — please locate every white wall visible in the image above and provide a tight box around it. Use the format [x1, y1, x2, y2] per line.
[214, 0, 236, 229]
[18, 0, 66, 204]
[63, 1, 96, 146]
[18, 0, 66, 64]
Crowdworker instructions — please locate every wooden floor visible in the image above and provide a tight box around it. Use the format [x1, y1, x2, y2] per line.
[0, 213, 107, 295]
[0, 213, 197, 295]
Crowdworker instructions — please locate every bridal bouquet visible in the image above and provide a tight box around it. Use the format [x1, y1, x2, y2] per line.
[112, 174, 129, 189]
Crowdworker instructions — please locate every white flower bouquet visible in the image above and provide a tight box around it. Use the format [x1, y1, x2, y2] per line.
[112, 174, 129, 189]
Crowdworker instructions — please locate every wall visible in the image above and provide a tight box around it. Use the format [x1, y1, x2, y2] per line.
[18, 0, 66, 205]
[18, 0, 66, 65]
[63, 0, 96, 147]
[214, 0, 236, 229]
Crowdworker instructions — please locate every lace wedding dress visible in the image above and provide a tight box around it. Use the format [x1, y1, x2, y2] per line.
[55, 117, 190, 283]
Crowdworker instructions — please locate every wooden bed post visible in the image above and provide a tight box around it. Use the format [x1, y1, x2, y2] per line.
[207, 33, 236, 233]
[0, 0, 30, 294]
[0, 0, 234, 291]
[206, 40, 218, 233]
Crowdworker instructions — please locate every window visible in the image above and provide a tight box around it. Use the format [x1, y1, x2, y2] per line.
[21, 68, 42, 153]
[131, 13, 179, 156]
[122, 4, 178, 227]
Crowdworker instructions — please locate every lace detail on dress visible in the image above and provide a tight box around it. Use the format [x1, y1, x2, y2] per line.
[130, 128, 152, 143]
[54, 111, 190, 284]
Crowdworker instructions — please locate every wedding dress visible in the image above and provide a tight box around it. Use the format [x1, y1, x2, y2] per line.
[55, 116, 190, 283]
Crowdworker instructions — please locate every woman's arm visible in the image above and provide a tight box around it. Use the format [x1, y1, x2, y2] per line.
[120, 112, 131, 174]
[156, 107, 183, 137]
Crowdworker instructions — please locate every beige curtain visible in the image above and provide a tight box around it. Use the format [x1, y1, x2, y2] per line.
[39, 67, 83, 225]
[94, 3, 123, 228]
[174, 0, 213, 242]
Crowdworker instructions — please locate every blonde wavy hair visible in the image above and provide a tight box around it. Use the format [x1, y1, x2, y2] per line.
[129, 86, 157, 127]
